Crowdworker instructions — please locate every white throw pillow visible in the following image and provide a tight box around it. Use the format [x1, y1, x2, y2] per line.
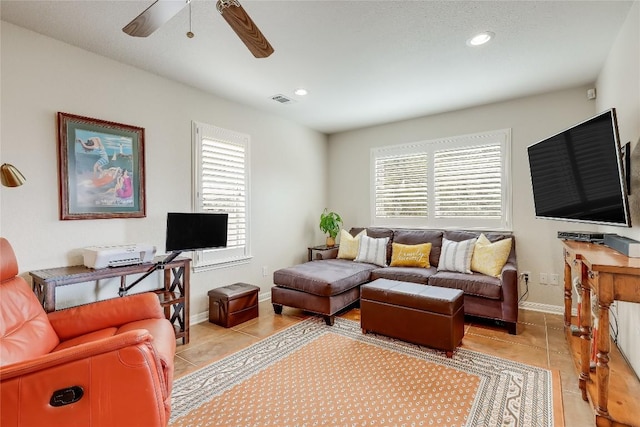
[355, 235, 389, 267]
[437, 237, 477, 274]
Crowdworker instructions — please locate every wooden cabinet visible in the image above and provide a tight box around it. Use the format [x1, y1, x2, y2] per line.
[561, 240, 640, 426]
[29, 256, 191, 344]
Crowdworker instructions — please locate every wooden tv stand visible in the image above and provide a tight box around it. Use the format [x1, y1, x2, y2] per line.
[561, 240, 640, 427]
[29, 256, 191, 344]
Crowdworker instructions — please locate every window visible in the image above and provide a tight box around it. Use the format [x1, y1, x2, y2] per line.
[373, 143, 429, 219]
[192, 121, 251, 269]
[371, 129, 511, 230]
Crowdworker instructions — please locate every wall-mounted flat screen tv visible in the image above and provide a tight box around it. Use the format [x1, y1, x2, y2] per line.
[166, 212, 228, 252]
[527, 108, 631, 227]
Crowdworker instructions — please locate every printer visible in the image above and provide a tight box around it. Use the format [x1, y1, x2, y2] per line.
[83, 243, 156, 269]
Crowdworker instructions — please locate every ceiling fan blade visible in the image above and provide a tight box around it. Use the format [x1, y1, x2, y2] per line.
[123, 0, 189, 37]
[217, 0, 274, 58]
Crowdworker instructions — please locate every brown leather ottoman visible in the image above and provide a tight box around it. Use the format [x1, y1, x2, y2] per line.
[208, 283, 259, 328]
[361, 278, 464, 357]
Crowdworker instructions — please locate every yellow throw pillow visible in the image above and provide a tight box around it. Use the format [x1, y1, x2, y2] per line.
[390, 242, 432, 268]
[337, 229, 366, 260]
[471, 234, 513, 278]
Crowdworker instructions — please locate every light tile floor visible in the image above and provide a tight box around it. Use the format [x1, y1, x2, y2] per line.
[174, 300, 596, 426]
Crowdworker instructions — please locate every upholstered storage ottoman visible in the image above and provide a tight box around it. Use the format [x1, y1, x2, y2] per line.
[208, 283, 259, 328]
[361, 278, 464, 357]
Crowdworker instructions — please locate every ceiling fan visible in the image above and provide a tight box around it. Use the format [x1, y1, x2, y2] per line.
[122, 0, 274, 58]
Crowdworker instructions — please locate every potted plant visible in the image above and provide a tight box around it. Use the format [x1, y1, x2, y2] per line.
[319, 209, 342, 247]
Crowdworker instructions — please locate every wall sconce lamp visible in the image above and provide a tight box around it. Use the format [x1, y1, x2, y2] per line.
[1, 163, 26, 187]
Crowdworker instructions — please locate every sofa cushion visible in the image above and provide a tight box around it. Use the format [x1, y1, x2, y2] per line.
[445, 230, 513, 245]
[392, 229, 443, 267]
[0, 278, 61, 367]
[443, 230, 480, 242]
[273, 259, 376, 297]
[437, 237, 477, 274]
[390, 242, 432, 268]
[429, 270, 502, 300]
[371, 266, 436, 284]
[355, 235, 390, 267]
[0, 238, 60, 367]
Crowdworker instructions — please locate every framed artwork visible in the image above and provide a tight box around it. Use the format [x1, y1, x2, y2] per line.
[57, 112, 146, 220]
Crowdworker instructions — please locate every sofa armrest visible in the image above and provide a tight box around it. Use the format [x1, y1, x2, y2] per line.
[315, 247, 339, 260]
[48, 292, 164, 341]
[500, 260, 519, 323]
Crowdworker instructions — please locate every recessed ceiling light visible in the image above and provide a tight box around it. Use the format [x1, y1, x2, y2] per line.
[467, 31, 494, 46]
[294, 88, 308, 96]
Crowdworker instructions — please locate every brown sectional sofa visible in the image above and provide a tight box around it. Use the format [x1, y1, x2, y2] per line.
[272, 227, 518, 334]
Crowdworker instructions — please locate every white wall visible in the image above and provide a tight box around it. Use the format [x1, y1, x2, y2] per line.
[327, 87, 596, 308]
[0, 22, 328, 319]
[595, 1, 640, 376]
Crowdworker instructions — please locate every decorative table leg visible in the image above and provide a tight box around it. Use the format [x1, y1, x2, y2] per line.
[596, 299, 611, 420]
[579, 272, 592, 402]
[563, 259, 572, 328]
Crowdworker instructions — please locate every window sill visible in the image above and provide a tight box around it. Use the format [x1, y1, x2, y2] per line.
[193, 255, 253, 273]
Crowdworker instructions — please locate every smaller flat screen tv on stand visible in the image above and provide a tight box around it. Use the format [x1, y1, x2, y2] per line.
[165, 212, 228, 254]
[118, 212, 228, 296]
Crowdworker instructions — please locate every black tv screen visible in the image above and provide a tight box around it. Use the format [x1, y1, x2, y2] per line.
[166, 212, 228, 252]
[527, 108, 630, 227]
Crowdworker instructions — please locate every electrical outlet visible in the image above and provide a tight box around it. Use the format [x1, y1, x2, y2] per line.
[539, 272, 548, 285]
[521, 271, 531, 281]
[550, 273, 559, 286]
[262, 266, 268, 277]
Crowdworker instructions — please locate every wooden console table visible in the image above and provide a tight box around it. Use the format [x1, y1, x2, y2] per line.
[29, 256, 191, 344]
[562, 240, 640, 426]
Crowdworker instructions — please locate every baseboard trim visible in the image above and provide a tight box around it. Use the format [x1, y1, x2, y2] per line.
[192, 311, 209, 325]
[520, 301, 578, 316]
[192, 298, 577, 326]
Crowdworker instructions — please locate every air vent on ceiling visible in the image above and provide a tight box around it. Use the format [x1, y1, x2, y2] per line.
[270, 94, 296, 104]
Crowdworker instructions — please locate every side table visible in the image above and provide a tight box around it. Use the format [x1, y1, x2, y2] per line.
[307, 244, 339, 261]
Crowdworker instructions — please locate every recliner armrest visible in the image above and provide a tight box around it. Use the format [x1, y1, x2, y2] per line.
[0, 329, 156, 380]
[0, 330, 170, 427]
[48, 292, 164, 341]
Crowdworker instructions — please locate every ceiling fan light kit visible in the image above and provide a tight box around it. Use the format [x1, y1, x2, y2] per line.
[123, 0, 273, 58]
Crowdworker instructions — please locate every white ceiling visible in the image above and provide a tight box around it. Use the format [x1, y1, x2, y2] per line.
[0, 1, 634, 134]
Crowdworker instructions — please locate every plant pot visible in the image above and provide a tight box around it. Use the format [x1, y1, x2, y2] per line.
[326, 237, 336, 247]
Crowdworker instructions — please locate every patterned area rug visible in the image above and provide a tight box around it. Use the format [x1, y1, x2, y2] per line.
[170, 318, 563, 427]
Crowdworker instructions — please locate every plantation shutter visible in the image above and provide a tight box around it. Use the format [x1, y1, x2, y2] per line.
[193, 121, 251, 268]
[374, 153, 428, 218]
[433, 144, 503, 218]
[371, 129, 510, 229]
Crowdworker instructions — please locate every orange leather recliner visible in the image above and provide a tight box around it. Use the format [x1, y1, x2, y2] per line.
[0, 238, 176, 427]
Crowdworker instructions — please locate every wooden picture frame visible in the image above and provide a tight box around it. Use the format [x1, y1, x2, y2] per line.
[57, 112, 146, 220]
